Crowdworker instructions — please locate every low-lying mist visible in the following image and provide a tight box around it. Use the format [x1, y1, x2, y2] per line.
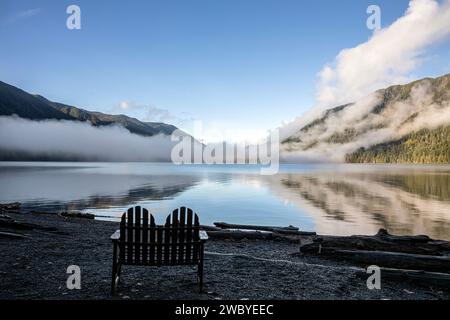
[281, 81, 450, 162]
[279, 0, 450, 163]
[0, 116, 176, 162]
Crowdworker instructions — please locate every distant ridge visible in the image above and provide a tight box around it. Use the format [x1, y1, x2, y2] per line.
[0, 81, 178, 137]
[282, 74, 450, 164]
[0, 81, 75, 120]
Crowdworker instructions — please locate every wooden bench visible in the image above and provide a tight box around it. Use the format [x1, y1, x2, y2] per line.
[111, 206, 208, 294]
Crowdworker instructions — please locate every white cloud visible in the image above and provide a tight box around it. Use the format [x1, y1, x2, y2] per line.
[0, 117, 176, 161]
[195, 122, 270, 144]
[316, 0, 450, 109]
[281, 79, 450, 162]
[16, 8, 42, 19]
[118, 101, 130, 110]
[4, 8, 42, 24]
[279, 0, 450, 143]
[112, 101, 194, 126]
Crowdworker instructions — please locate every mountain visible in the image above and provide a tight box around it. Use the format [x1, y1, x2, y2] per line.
[0, 80, 178, 137]
[345, 125, 450, 164]
[0, 81, 75, 120]
[282, 74, 450, 163]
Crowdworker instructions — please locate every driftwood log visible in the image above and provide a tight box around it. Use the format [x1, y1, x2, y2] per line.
[0, 216, 58, 232]
[298, 229, 450, 273]
[214, 222, 298, 232]
[300, 229, 449, 256]
[200, 225, 222, 232]
[59, 212, 95, 219]
[215, 222, 297, 232]
[0, 218, 34, 230]
[363, 268, 450, 288]
[214, 222, 316, 236]
[0, 231, 30, 240]
[316, 249, 450, 273]
[29, 210, 57, 216]
[0, 202, 21, 214]
[207, 230, 273, 240]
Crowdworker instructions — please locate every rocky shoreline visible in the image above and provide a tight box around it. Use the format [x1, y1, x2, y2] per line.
[0, 204, 449, 300]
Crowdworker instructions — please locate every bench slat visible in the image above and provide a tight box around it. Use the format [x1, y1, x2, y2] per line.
[119, 214, 126, 262]
[186, 208, 193, 263]
[117, 206, 204, 266]
[156, 225, 163, 266]
[164, 215, 171, 263]
[127, 207, 134, 263]
[149, 215, 156, 264]
[120, 241, 202, 246]
[142, 208, 148, 263]
[178, 207, 186, 263]
[171, 209, 179, 264]
[192, 214, 200, 261]
[135, 206, 141, 264]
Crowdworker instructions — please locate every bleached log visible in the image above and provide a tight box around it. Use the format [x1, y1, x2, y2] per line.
[0, 231, 30, 240]
[59, 212, 95, 219]
[214, 222, 301, 234]
[207, 230, 273, 240]
[310, 249, 450, 273]
[379, 268, 450, 287]
[0, 202, 21, 213]
[200, 225, 222, 232]
[301, 229, 449, 256]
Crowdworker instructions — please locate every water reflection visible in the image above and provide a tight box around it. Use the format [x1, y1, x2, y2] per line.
[0, 163, 200, 213]
[269, 168, 450, 239]
[0, 162, 449, 240]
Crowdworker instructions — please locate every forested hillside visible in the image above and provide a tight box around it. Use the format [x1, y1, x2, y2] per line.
[345, 125, 450, 164]
[281, 74, 450, 163]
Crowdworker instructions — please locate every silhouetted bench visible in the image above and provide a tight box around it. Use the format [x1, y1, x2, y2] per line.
[111, 206, 208, 294]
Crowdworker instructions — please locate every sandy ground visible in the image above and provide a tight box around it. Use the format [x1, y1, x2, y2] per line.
[0, 212, 449, 300]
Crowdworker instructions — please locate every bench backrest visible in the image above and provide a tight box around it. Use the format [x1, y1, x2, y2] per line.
[119, 206, 201, 266]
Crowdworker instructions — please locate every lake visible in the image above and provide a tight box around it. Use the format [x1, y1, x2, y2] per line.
[1, 162, 449, 240]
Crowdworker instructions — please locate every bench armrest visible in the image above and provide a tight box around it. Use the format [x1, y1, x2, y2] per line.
[111, 230, 120, 241]
[200, 230, 209, 241]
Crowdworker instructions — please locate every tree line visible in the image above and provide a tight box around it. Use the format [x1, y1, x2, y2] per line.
[346, 125, 450, 164]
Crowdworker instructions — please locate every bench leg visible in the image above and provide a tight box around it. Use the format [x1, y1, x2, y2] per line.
[198, 243, 205, 293]
[117, 263, 122, 279]
[111, 241, 118, 295]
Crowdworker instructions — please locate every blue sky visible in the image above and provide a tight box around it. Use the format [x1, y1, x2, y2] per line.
[1, 0, 449, 142]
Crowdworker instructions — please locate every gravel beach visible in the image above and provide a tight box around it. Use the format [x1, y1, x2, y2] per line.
[0, 211, 449, 300]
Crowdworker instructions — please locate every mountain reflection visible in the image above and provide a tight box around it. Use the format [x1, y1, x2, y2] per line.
[271, 169, 450, 239]
[0, 164, 199, 213]
[1, 163, 450, 240]
[21, 181, 196, 214]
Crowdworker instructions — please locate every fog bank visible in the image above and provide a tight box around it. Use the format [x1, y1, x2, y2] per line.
[0, 117, 176, 161]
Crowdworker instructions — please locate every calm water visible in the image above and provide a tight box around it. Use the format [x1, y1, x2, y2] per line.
[1, 162, 449, 240]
